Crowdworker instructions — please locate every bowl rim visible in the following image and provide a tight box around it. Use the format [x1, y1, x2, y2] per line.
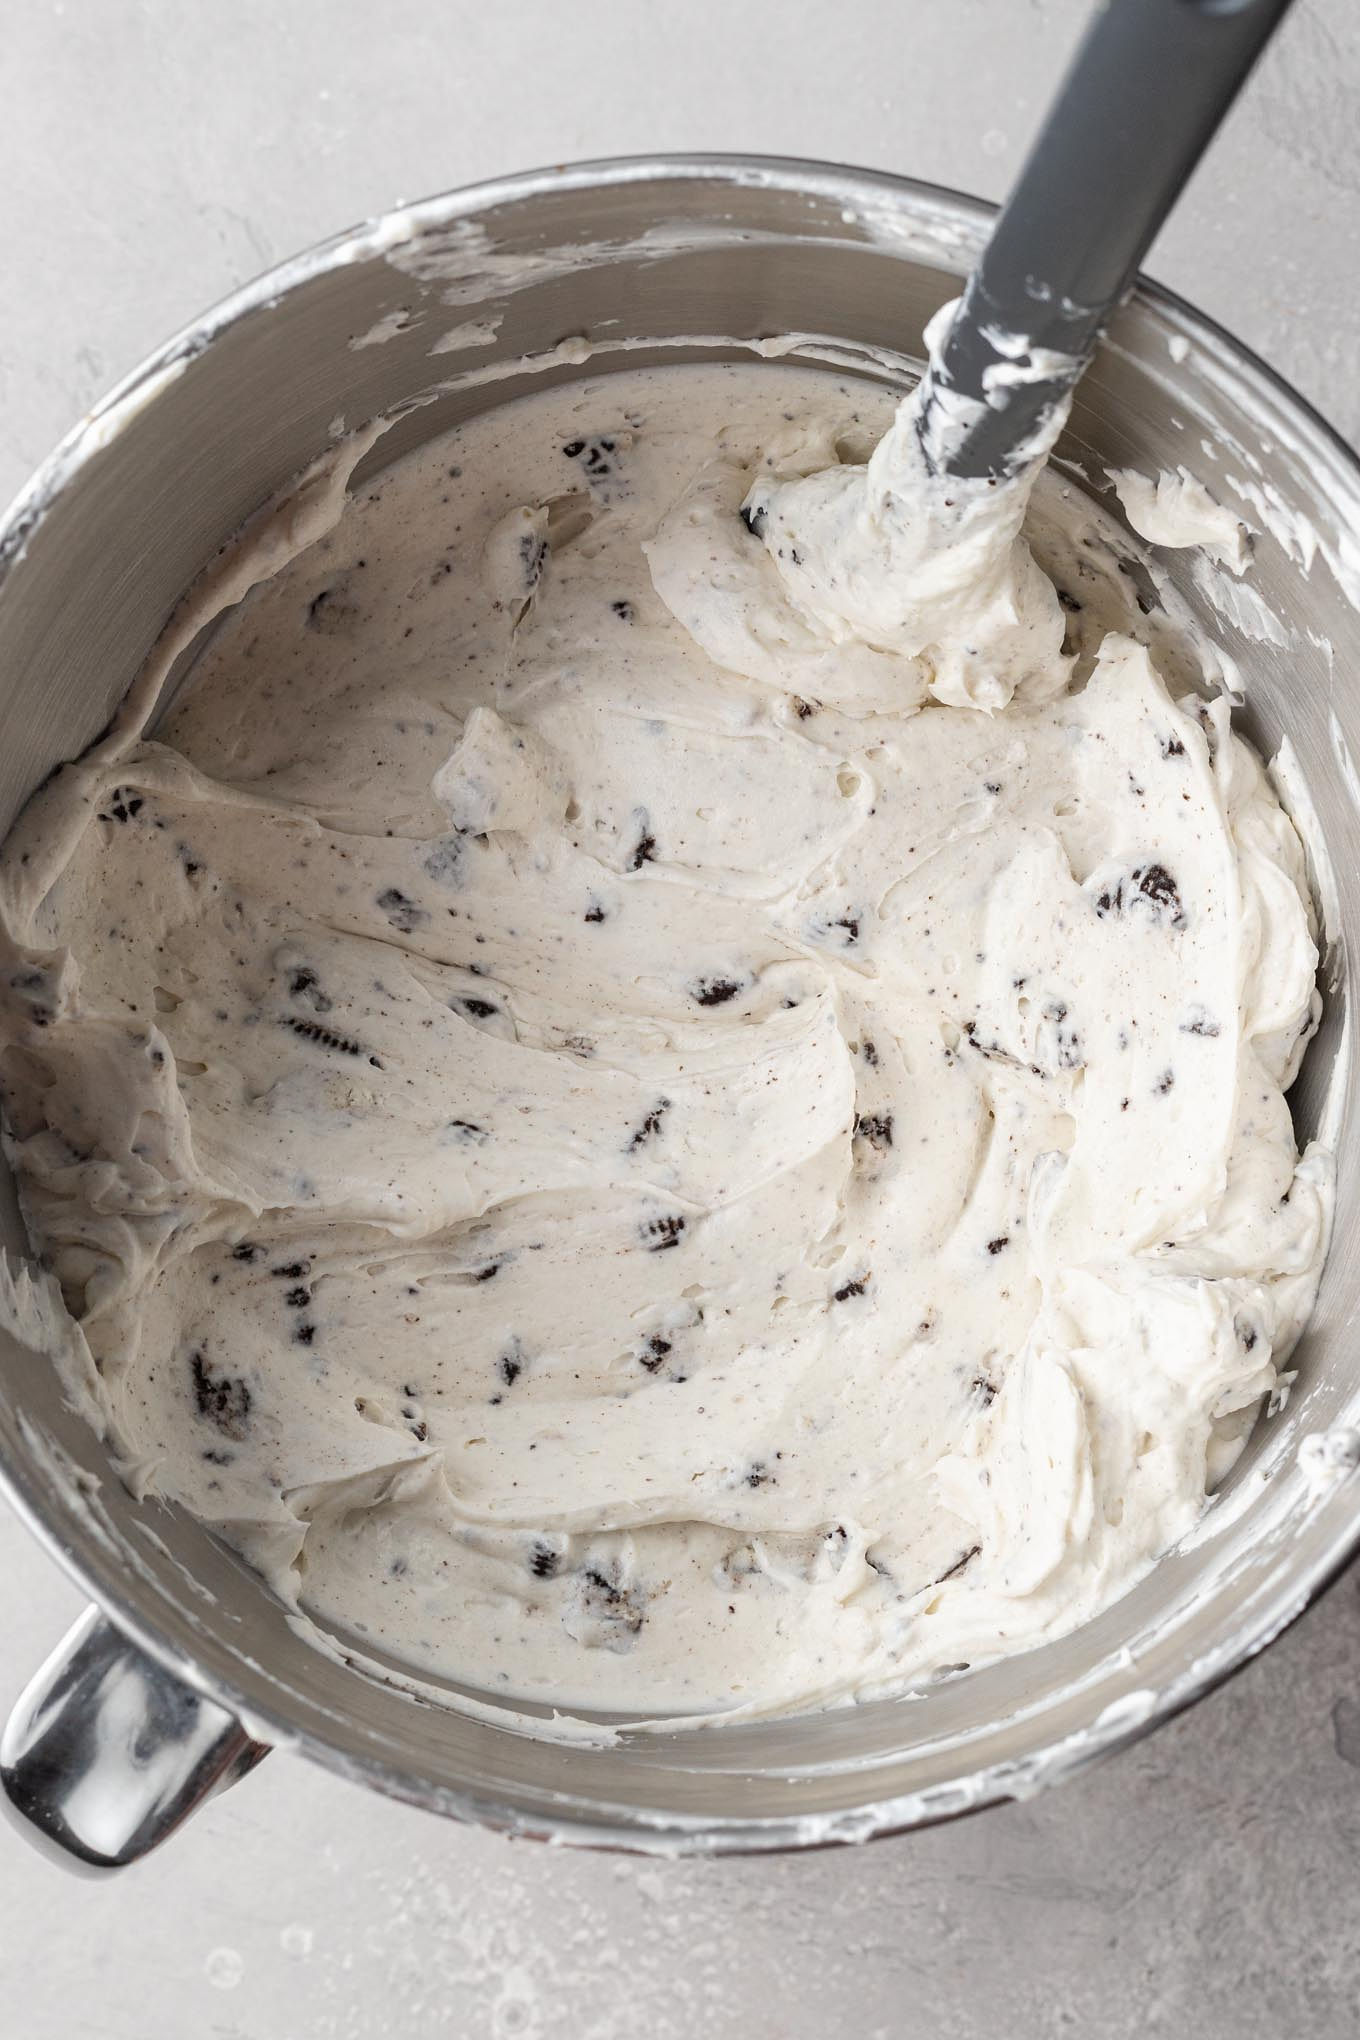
[2, 151, 1358, 1855]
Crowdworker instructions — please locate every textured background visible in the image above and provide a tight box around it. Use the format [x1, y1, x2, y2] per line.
[2, 1, 1360, 2033]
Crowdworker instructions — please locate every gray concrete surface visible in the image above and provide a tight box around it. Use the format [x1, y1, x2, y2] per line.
[2, 1, 1359, 2032]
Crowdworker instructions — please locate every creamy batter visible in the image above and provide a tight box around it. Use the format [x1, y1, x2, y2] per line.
[1111, 465, 1251, 574]
[0, 360, 1331, 1722]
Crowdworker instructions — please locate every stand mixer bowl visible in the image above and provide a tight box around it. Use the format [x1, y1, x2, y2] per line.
[0, 157, 1357, 1866]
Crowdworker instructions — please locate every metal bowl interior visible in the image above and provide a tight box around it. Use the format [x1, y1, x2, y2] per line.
[1, 158, 1358, 1853]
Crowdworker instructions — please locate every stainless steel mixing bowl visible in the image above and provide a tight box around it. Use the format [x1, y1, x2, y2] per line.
[1, 158, 1357, 1869]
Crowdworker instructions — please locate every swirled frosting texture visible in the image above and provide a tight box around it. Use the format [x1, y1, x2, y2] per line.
[0, 363, 1329, 1721]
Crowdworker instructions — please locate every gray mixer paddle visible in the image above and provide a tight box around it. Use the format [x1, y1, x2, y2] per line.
[917, 0, 1298, 482]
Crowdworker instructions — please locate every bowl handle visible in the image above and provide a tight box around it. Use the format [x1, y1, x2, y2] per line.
[0, 1605, 268, 1871]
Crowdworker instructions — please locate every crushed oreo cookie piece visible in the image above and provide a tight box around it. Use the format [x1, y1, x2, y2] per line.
[7, 965, 57, 1027]
[376, 887, 428, 934]
[934, 1543, 982, 1585]
[691, 977, 743, 1007]
[98, 789, 145, 824]
[283, 1016, 381, 1069]
[1096, 863, 1186, 930]
[518, 529, 548, 592]
[577, 1565, 645, 1642]
[628, 1098, 670, 1150]
[563, 435, 619, 483]
[190, 1351, 253, 1440]
[498, 1345, 524, 1387]
[287, 966, 332, 1012]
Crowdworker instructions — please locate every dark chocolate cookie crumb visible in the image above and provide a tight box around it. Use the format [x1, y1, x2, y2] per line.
[578, 1565, 646, 1639]
[934, 1543, 982, 1585]
[986, 1236, 1009, 1255]
[529, 1541, 561, 1579]
[518, 531, 548, 592]
[832, 1274, 868, 1303]
[5, 966, 56, 1027]
[639, 1335, 673, 1372]
[610, 599, 635, 622]
[1133, 863, 1184, 924]
[628, 1098, 671, 1150]
[854, 1112, 894, 1151]
[422, 837, 465, 888]
[446, 1119, 488, 1144]
[283, 1015, 376, 1063]
[643, 1214, 686, 1252]
[376, 887, 428, 934]
[288, 966, 332, 1012]
[189, 1351, 253, 1440]
[1100, 863, 1186, 930]
[99, 789, 145, 825]
[691, 977, 743, 1007]
[1042, 1000, 1084, 1070]
[564, 435, 620, 482]
[740, 502, 768, 539]
[628, 827, 657, 871]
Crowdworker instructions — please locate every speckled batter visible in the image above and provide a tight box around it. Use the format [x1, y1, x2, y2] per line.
[0, 361, 1331, 1722]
